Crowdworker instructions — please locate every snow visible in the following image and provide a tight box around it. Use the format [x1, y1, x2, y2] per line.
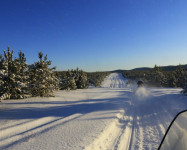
[0, 73, 187, 150]
[160, 111, 187, 150]
[101, 73, 127, 88]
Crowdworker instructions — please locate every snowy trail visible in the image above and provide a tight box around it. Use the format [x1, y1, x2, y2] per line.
[0, 73, 187, 150]
[101, 73, 127, 88]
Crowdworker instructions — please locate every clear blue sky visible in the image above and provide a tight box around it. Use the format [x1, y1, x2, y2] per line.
[0, 0, 187, 72]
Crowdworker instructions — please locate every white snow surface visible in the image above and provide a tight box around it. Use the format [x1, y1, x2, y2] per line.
[160, 111, 187, 150]
[101, 73, 127, 88]
[0, 73, 187, 150]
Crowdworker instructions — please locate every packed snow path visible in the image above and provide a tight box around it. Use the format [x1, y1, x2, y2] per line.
[101, 73, 127, 88]
[0, 73, 187, 150]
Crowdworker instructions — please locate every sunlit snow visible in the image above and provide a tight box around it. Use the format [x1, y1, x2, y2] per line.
[0, 73, 187, 150]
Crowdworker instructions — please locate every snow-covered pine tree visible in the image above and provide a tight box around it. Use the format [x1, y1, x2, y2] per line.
[59, 70, 77, 90]
[0, 47, 22, 99]
[28, 52, 59, 97]
[0, 53, 7, 99]
[182, 72, 187, 95]
[73, 68, 80, 83]
[50, 67, 60, 91]
[94, 78, 101, 87]
[173, 65, 185, 88]
[67, 77, 77, 90]
[150, 65, 166, 87]
[160, 73, 168, 87]
[14, 51, 29, 98]
[167, 73, 177, 87]
[76, 70, 87, 89]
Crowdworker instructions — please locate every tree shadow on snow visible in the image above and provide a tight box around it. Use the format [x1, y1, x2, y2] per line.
[0, 91, 132, 120]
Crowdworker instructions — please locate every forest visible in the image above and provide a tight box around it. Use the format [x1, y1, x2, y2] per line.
[1, 47, 187, 100]
[0, 47, 109, 100]
[122, 65, 187, 94]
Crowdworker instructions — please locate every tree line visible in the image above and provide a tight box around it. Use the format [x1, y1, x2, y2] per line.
[0, 47, 59, 100]
[0, 47, 109, 100]
[56, 70, 109, 88]
[122, 65, 187, 94]
[87, 72, 110, 87]
[57, 68, 88, 90]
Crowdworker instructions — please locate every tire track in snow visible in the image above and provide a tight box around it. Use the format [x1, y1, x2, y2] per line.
[85, 93, 135, 150]
[113, 84, 135, 150]
[1, 86, 122, 150]
[85, 110, 133, 150]
[88, 77, 187, 150]
[131, 88, 177, 150]
[128, 101, 137, 150]
[114, 115, 133, 150]
[85, 111, 124, 150]
[101, 73, 127, 89]
[112, 80, 135, 150]
[1, 73, 185, 150]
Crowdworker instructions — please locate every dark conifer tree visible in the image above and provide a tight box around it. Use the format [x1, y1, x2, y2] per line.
[149, 65, 166, 87]
[14, 51, 28, 98]
[76, 70, 87, 89]
[28, 52, 59, 97]
[174, 65, 185, 87]
[0, 47, 22, 99]
[167, 73, 177, 87]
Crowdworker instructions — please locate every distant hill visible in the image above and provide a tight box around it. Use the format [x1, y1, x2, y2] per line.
[112, 64, 187, 72]
[111, 69, 126, 73]
[131, 67, 152, 71]
[160, 65, 187, 71]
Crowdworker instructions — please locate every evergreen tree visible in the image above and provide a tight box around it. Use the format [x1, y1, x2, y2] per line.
[181, 71, 187, 95]
[59, 70, 77, 90]
[149, 65, 166, 87]
[28, 52, 59, 97]
[59, 68, 88, 90]
[14, 51, 29, 98]
[173, 65, 185, 87]
[167, 73, 177, 87]
[76, 70, 87, 89]
[67, 77, 77, 90]
[0, 47, 23, 99]
[0, 53, 7, 99]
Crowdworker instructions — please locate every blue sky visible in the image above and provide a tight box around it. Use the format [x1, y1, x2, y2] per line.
[0, 0, 187, 72]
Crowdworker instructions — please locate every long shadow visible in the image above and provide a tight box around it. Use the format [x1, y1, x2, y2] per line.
[0, 92, 132, 120]
[2, 91, 132, 105]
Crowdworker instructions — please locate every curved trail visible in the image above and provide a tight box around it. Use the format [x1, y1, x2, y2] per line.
[0, 73, 187, 150]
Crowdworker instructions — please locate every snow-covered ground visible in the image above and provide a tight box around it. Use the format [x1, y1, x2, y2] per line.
[0, 73, 187, 150]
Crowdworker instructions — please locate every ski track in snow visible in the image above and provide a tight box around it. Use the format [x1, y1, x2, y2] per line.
[0, 73, 187, 150]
